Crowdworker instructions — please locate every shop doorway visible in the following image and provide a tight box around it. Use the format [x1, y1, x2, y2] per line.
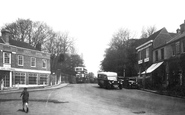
[0, 71, 10, 87]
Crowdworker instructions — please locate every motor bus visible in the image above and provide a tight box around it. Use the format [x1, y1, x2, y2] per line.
[75, 67, 87, 83]
[97, 72, 122, 89]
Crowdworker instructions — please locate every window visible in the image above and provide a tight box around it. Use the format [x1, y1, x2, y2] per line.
[31, 57, 36, 67]
[18, 55, 24, 66]
[42, 59, 47, 68]
[138, 51, 141, 60]
[15, 72, 26, 84]
[172, 44, 176, 56]
[29, 73, 37, 84]
[176, 42, 180, 54]
[155, 50, 158, 61]
[75, 67, 83, 71]
[40, 74, 48, 85]
[141, 49, 145, 59]
[146, 48, 149, 58]
[161, 48, 164, 60]
[182, 40, 185, 53]
[3, 52, 11, 64]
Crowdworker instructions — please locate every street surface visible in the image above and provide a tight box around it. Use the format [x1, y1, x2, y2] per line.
[0, 84, 185, 115]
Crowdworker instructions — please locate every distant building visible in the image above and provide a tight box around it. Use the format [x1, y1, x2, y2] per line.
[0, 29, 50, 88]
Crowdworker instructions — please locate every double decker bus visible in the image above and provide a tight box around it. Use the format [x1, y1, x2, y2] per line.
[75, 66, 87, 83]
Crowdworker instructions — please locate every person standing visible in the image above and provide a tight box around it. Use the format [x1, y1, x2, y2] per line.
[1, 79, 4, 90]
[20, 88, 29, 113]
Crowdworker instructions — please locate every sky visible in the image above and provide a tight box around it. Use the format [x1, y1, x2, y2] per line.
[0, 0, 184, 74]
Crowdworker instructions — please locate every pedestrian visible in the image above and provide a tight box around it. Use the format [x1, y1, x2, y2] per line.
[1, 79, 4, 90]
[20, 87, 29, 113]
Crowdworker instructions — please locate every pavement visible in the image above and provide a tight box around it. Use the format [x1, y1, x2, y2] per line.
[0, 83, 69, 94]
[141, 88, 185, 99]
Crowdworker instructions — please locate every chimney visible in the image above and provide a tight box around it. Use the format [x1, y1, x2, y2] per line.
[176, 28, 180, 34]
[36, 42, 42, 51]
[180, 20, 185, 34]
[1, 29, 10, 44]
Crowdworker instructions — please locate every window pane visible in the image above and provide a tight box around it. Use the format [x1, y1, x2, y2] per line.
[4, 52, 10, 64]
[15, 72, 25, 84]
[40, 74, 48, 85]
[42, 59, 46, 68]
[29, 77, 37, 84]
[31, 57, 36, 67]
[29, 73, 37, 84]
[146, 48, 149, 58]
[18, 55, 23, 66]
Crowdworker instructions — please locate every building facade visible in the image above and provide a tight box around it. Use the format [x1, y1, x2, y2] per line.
[136, 28, 174, 89]
[0, 29, 50, 88]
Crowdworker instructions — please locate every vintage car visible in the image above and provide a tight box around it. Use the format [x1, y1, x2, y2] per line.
[97, 72, 122, 89]
[128, 79, 139, 89]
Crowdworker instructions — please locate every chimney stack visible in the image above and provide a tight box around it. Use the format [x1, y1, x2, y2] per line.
[1, 29, 10, 44]
[180, 20, 185, 34]
[176, 28, 180, 34]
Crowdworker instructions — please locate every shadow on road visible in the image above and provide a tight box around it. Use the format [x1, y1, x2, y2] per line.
[0, 99, 69, 104]
[17, 109, 25, 113]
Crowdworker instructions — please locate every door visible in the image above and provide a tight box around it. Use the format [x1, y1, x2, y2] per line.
[0, 71, 10, 87]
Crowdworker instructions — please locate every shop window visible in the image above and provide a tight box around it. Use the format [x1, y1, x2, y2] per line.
[29, 73, 37, 84]
[15, 72, 26, 84]
[40, 74, 48, 85]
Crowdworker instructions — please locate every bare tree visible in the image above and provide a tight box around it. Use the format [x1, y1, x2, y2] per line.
[140, 25, 157, 38]
[110, 28, 131, 50]
[55, 32, 75, 55]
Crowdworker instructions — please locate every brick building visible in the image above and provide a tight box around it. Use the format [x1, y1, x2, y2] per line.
[0, 29, 50, 88]
[136, 27, 174, 89]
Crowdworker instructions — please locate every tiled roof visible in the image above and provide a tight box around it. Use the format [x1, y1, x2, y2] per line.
[167, 32, 185, 44]
[169, 32, 177, 38]
[135, 28, 164, 48]
[147, 28, 164, 41]
[0, 37, 37, 50]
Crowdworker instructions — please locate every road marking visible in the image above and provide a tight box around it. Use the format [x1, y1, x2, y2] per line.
[45, 92, 52, 107]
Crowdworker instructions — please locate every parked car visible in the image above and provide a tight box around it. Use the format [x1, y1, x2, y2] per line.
[128, 79, 139, 89]
[97, 72, 123, 89]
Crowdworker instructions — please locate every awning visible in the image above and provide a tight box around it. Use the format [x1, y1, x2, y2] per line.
[141, 62, 163, 74]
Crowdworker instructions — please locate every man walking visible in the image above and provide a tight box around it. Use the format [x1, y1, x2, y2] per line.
[20, 88, 29, 113]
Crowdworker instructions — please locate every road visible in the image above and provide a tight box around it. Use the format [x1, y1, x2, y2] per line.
[0, 84, 185, 115]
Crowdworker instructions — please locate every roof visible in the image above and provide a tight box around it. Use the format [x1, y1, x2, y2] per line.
[147, 28, 164, 41]
[135, 28, 164, 48]
[98, 72, 117, 77]
[169, 32, 177, 38]
[167, 32, 185, 44]
[0, 36, 37, 51]
[9, 39, 36, 50]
